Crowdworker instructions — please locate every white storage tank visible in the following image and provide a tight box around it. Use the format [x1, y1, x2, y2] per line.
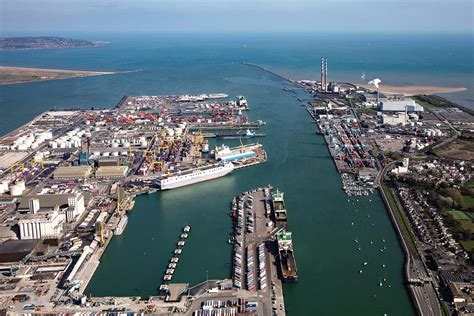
[16, 181, 26, 190]
[17, 143, 28, 150]
[9, 184, 24, 196]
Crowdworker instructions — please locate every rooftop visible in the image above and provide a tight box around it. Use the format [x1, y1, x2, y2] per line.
[54, 165, 92, 179]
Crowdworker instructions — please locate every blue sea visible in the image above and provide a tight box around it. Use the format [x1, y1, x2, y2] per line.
[0, 33, 473, 137]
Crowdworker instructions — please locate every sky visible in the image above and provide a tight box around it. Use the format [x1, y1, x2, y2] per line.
[0, 0, 473, 34]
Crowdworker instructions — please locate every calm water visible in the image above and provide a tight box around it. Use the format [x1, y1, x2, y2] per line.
[2, 33, 470, 314]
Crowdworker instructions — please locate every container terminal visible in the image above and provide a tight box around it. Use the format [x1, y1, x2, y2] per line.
[0, 93, 269, 314]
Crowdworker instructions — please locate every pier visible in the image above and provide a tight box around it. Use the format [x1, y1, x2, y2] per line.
[161, 225, 191, 284]
[230, 186, 287, 315]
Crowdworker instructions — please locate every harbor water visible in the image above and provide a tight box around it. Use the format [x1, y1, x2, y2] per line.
[3, 33, 468, 314]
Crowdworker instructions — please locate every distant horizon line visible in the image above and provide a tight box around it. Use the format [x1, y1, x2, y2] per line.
[1, 30, 473, 37]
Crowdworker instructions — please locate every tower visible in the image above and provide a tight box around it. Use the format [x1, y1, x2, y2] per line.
[321, 57, 325, 92]
[325, 57, 328, 92]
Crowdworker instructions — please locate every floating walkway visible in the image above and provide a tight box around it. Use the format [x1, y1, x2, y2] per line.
[161, 225, 191, 284]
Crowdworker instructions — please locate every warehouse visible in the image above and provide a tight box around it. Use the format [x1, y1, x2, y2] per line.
[0, 239, 40, 263]
[53, 166, 92, 179]
[380, 99, 424, 113]
[95, 166, 128, 178]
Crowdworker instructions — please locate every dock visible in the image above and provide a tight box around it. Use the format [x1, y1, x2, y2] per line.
[230, 186, 287, 315]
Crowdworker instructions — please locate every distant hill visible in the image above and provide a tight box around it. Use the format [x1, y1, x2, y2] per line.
[0, 36, 107, 50]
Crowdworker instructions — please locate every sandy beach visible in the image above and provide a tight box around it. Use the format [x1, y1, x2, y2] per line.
[357, 83, 467, 96]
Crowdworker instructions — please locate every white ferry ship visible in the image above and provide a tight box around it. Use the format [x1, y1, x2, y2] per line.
[156, 162, 235, 190]
[213, 143, 261, 162]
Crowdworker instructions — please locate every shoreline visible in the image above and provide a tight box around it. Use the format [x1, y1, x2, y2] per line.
[356, 83, 466, 96]
[0, 66, 140, 86]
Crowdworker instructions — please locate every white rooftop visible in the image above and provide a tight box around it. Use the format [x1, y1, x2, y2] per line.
[380, 99, 424, 112]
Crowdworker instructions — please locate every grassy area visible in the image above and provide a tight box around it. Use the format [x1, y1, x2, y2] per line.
[447, 209, 470, 221]
[356, 108, 377, 115]
[382, 183, 419, 256]
[412, 96, 439, 110]
[460, 240, 474, 252]
[466, 178, 474, 189]
[459, 221, 474, 233]
[433, 139, 474, 161]
[461, 195, 474, 209]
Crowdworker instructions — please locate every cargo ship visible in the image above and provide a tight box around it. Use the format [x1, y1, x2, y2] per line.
[155, 162, 234, 190]
[277, 231, 298, 282]
[213, 143, 261, 162]
[271, 189, 287, 222]
[215, 129, 261, 139]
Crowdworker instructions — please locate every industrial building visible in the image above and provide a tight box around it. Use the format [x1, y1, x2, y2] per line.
[380, 99, 424, 113]
[17, 193, 86, 239]
[18, 208, 65, 239]
[392, 158, 410, 175]
[19, 192, 87, 213]
[95, 166, 129, 178]
[0, 239, 40, 263]
[382, 113, 409, 126]
[53, 165, 92, 179]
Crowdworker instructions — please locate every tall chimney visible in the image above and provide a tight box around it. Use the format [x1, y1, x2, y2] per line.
[325, 57, 328, 92]
[321, 57, 325, 92]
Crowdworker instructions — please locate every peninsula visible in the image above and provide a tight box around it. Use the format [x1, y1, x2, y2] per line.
[0, 66, 121, 85]
[0, 36, 107, 51]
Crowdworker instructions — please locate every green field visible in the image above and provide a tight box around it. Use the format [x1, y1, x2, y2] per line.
[461, 195, 474, 209]
[382, 183, 419, 256]
[447, 209, 471, 221]
[460, 240, 474, 252]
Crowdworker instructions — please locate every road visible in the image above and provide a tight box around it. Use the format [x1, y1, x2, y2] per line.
[377, 161, 443, 316]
